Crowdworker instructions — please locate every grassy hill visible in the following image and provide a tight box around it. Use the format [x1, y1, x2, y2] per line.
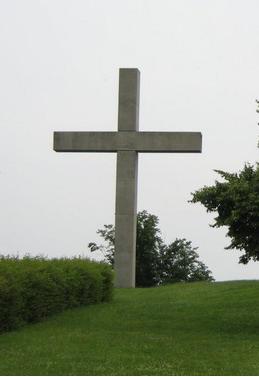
[1, 280, 259, 375]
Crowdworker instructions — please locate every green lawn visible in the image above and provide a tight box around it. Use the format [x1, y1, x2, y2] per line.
[1, 281, 259, 375]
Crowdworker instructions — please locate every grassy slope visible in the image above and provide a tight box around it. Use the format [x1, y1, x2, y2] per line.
[1, 281, 259, 375]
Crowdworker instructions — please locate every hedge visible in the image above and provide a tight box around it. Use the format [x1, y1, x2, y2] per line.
[0, 256, 114, 332]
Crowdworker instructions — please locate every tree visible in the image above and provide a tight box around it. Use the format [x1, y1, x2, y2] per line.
[89, 211, 162, 287]
[190, 163, 259, 264]
[89, 210, 214, 286]
[136, 211, 163, 286]
[159, 239, 213, 283]
[88, 224, 115, 266]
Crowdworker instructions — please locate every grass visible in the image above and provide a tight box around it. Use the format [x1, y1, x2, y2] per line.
[1, 280, 259, 375]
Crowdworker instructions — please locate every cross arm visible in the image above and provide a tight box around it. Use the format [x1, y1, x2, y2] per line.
[53, 131, 202, 153]
[54, 132, 119, 152]
[135, 132, 202, 153]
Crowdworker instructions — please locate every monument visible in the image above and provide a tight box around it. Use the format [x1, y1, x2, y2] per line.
[53, 68, 202, 288]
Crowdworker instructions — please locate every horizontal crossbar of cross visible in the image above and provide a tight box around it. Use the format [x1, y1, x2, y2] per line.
[54, 131, 202, 153]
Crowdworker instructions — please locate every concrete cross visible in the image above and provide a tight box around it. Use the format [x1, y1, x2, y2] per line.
[53, 68, 202, 288]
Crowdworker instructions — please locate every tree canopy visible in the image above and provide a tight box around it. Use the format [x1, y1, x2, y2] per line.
[190, 163, 259, 264]
[159, 239, 213, 283]
[89, 210, 213, 286]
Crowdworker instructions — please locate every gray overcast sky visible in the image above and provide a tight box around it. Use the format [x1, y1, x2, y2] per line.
[0, 0, 259, 281]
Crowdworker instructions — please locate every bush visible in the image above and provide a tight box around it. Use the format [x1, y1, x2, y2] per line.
[0, 256, 114, 332]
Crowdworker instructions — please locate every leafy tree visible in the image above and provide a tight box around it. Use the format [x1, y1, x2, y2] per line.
[135, 211, 163, 286]
[89, 211, 162, 287]
[190, 163, 259, 264]
[88, 224, 115, 266]
[159, 239, 213, 283]
[89, 210, 213, 286]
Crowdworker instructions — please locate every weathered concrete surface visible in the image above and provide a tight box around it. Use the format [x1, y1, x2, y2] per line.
[114, 69, 139, 288]
[54, 131, 202, 153]
[118, 69, 140, 131]
[53, 68, 203, 288]
[114, 151, 138, 288]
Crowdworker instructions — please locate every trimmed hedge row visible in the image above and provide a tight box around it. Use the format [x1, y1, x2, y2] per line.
[0, 256, 114, 332]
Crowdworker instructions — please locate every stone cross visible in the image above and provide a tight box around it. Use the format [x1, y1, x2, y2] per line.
[53, 68, 202, 288]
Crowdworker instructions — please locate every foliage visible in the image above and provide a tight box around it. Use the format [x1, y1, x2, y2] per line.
[89, 211, 163, 287]
[89, 224, 115, 266]
[89, 210, 213, 286]
[136, 211, 163, 286]
[0, 256, 113, 333]
[190, 163, 259, 264]
[159, 239, 213, 283]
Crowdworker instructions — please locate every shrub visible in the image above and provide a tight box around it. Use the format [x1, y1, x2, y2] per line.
[0, 256, 114, 332]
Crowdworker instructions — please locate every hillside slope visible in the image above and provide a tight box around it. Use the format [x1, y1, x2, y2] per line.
[1, 281, 259, 375]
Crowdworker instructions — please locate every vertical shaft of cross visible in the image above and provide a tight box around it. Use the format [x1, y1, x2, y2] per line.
[115, 151, 138, 287]
[114, 68, 140, 288]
